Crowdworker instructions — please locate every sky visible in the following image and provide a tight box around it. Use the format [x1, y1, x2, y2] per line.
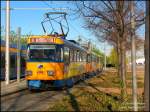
[1, 1, 145, 56]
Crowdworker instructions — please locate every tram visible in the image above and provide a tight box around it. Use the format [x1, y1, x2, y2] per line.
[25, 12, 102, 90]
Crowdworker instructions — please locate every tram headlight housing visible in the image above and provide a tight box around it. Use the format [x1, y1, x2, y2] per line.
[47, 70, 54, 76]
[26, 70, 32, 76]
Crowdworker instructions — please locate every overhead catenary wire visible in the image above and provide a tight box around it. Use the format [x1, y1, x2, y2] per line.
[1, 7, 69, 10]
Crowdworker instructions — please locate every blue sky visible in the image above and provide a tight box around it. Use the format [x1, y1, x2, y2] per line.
[1, 1, 145, 55]
[1, 1, 92, 39]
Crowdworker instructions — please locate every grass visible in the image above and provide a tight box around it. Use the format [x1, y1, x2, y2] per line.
[48, 68, 144, 111]
[127, 81, 144, 88]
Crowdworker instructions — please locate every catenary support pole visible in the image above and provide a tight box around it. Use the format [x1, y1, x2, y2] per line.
[131, 1, 138, 111]
[5, 0, 10, 85]
[17, 27, 21, 82]
[144, 1, 149, 111]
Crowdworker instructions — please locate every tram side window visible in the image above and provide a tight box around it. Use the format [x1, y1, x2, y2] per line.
[99, 57, 101, 63]
[97, 57, 99, 63]
[64, 47, 70, 64]
[77, 51, 80, 62]
[83, 53, 86, 62]
[21, 57, 26, 68]
[55, 47, 63, 61]
[96, 56, 98, 62]
[0, 54, 5, 68]
[74, 50, 77, 62]
[94, 55, 96, 62]
[80, 52, 82, 62]
[11, 55, 16, 68]
[91, 54, 93, 62]
[93, 55, 96, 62]
[87, 54, 91, 63]
[70, 49, 74, 62]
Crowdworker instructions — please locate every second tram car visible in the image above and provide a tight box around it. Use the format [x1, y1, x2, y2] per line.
[1, 40, 26, 80]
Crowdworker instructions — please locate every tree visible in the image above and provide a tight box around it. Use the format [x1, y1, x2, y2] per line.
[0, 26, 5, 40]
[75, 1, 145, 100]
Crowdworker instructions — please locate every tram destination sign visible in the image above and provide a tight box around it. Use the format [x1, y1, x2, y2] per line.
[30, 38, 56, 43]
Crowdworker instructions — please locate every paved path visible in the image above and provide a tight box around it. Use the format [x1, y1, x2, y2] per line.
[1, 78, 27, 96]
[1, 88, 69, 111]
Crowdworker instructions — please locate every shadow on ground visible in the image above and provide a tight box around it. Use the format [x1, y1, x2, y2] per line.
[66, 89, 80, 111]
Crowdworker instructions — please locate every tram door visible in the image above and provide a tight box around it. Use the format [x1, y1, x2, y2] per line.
[64, 47, 70, 77]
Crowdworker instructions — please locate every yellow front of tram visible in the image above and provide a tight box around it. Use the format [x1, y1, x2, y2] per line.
[25, 35, 65, 89]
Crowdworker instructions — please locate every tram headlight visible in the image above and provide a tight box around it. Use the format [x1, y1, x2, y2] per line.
[47, 71, 54, 76]
[26, 70, 32, 76]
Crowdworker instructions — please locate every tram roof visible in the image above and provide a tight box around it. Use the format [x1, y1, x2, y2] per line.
[63, 39, 87, 53]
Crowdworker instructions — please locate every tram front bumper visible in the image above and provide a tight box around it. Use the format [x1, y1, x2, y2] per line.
[28, 80, 41, 88]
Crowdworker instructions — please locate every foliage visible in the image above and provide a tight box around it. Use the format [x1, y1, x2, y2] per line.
[92, 46, 105, 64]
[1, 27, 28, 45]
[107, 48, 118, 67]
[107, 48, 130, 66]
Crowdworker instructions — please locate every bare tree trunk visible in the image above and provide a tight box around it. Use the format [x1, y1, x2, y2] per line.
[116, 36, 127, 100]
[120, 41, 127, 100]
[117, 36, 122, 77]
[144, 1, 149, 111]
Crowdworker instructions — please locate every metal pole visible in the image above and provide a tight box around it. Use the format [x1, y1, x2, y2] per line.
[17, 27, 21, 82]
[5, 0, 10, 85]
[131, 1, 138, 111]
[144, 1, 149, 111]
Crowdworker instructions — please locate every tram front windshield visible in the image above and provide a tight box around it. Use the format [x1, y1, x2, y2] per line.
[27, 44, 63, 62]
